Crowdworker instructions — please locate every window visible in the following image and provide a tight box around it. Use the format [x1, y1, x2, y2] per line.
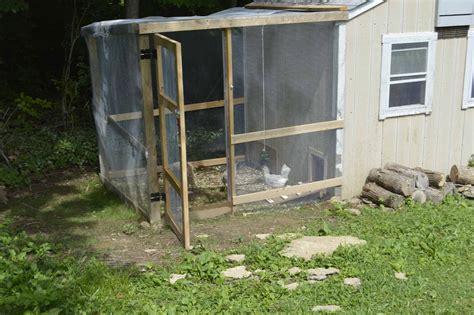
[463, 30, 474, 109]
[380, 33, 437, 120]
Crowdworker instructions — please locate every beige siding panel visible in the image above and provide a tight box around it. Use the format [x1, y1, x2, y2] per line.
[461, 109, 474, 164]
[402, 0, 418, 33]
[352, 13, 373, 195]
[449, 38, 468, 166]
[367, 4, 389, 171]
[341, 18, 359, 198]
[423, 37, 446, 170]
[416, 0, 435, 32]
[395, 116, 411, 165]
[435, 39, 457, 173]
[409, 115, 425, 167]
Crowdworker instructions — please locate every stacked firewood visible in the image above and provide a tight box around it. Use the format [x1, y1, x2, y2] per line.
[450, 165, 474, 199]
[360, 163, 458, 209]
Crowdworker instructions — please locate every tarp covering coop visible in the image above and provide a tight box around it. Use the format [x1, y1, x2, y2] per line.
[82, 6, 346, 248]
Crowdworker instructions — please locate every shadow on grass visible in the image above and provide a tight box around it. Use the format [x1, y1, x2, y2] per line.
[2, 172, 140, 252]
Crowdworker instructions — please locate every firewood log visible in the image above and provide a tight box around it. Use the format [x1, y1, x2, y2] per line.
[384, 163, 429, 189]
[361, 182, 405, 209]
[450, 165, 474, 185]
[367, 168, 416, 197]
[411, 190, 427, 204]
[414, 167, 446, 188]
[423, 187, 444, 205]
[441, 182, 456, 198]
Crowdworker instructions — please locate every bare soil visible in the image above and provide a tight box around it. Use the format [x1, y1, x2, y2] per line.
[1, 171, 331, 268]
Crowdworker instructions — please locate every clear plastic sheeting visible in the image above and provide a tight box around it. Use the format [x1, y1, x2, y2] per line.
[84, 32, 151, 216]
[233, 23, 336, 135]
[168, 185, 184, 229]
[234, 130, 339, 197]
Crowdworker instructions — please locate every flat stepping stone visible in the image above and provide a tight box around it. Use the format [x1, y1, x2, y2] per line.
[169, 273, 186, 284]
[221, 266, 252, 279]
[280, 236, 367, 261]
[395, 272, 408, 280]
[344, 277, 361, 288]
[288, 267, 302, 275]
[277, 233, 301, 240]
[312, 305, 341, 312]
[255, 233, 271, 240]
[283, 282, 299, 291]
[307, 267, 340, 276]
[226, 254, 246, 263]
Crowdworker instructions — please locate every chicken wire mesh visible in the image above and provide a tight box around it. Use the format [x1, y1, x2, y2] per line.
[83, 9, 344, 215]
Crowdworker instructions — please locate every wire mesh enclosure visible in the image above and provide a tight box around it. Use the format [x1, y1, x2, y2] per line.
[82, 7, 346, 248]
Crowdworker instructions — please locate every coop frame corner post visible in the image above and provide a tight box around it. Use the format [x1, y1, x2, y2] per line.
[154, 33, 191, 249]
[139, 34, 162, 227]
[223, 28, 236, 213]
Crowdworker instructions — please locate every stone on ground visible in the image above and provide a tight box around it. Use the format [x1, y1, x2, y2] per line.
[312, 305, 341, 312]
[221, 266, 252, 279]
[140, 221, 151, 229]
[395, 272, 408, 280]
[307, 274, 327, 282]
[169, 273, 186, 284]
[344, 277, 361, 288]
[196, 234, 209, 239]
[280, 236, 367, 261]
[226, 254, 245, 263]
[283, 282, 299, 291]
[346, 208, 361, 216]
[288, 267, 302, 275]
[255, 233, 271, 240]
[307, 267, 340, 276]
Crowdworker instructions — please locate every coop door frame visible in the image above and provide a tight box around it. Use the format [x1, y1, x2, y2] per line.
[155, 33, 190, 249]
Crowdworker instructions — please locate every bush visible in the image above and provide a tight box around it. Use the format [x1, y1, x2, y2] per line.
[0, 127, 98, 188]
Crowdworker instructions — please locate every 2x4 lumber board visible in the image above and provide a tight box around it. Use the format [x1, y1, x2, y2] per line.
[109, 97, 245, 122]
[232, 120, 344, 144]
[139, 11, 348, 34]
[159, 93, 179, 111]
[164, 168, 182, 193]
[175, 38, 191, 250]
[245, 2, 347, 12]
[107, 116, 147, 153]
[224, 28, 236, 211]
[155, 34, 173, 232]
[140, 35, 161, 225]
[233, 177, 343, 205]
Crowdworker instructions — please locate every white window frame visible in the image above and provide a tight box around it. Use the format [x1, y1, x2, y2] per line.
[462, 30, 474, 109]
[379, 32, 438, 120]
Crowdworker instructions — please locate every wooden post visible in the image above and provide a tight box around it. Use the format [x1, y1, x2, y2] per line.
[224, 28, 236, 212]
[140, 35, 161, 226]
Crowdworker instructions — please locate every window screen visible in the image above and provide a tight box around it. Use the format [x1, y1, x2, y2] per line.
[389, 42, 428, 108]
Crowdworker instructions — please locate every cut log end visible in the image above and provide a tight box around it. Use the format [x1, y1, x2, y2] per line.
[450, 165, 474, 185]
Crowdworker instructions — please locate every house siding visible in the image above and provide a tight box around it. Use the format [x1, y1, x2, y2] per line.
[342, 0, 474, 198]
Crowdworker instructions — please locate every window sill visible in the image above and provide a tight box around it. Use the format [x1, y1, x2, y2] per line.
[462, 101, 474, 110]
[379, 104, 431, 120]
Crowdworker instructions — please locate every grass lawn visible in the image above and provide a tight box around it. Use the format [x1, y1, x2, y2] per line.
[1, 173, 473, 314]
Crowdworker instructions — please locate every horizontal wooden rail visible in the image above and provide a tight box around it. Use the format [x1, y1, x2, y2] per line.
[245, 2, 348, 11]
[109, 97, 244, 122]
[107, 116, 147, 153]
[232, 177, 343, 205]
[138, 11, 348, 34]
[232, 119, 344, 144]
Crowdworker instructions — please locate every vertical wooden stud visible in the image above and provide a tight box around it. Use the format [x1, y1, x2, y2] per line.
[224, 28, 236, 212]
[140, 35, 162, 226]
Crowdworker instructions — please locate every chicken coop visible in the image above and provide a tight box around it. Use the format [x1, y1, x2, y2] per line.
[81, 2, 366, 248]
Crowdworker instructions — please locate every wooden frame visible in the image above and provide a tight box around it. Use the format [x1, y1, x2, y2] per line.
[245, 2, 347, 12]
[108, 97, 244, 123]
[232, 120, 344, 144]
[155, 33, 191, 249]
[463, 30, 474, 109]
[139, 11, 347, 34]
[140, 35, 161, 225]
[233, 177, 343, 205]
[379, 32, 438, 120]
[224, 28, 236, 212]
[308, 147, 328, 183]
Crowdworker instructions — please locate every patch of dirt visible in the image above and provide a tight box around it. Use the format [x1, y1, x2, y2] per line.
[5, 171, 334, 268]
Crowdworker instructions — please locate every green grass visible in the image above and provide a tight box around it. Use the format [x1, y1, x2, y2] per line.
[1, 186, 473, 314]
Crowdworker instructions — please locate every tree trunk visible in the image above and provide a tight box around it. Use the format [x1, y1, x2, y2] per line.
[126, 0, 139, 19]
[384, 163, 429, 189]
[361, 182, 405, 209]
[367, 168, 416, 197]
[414, 167, 446, 188]
[450, 165, 474, 185]
[423, 187, 444, 204]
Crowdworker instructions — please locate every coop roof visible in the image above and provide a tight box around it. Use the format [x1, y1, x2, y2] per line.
[81, 1, 383, 37]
